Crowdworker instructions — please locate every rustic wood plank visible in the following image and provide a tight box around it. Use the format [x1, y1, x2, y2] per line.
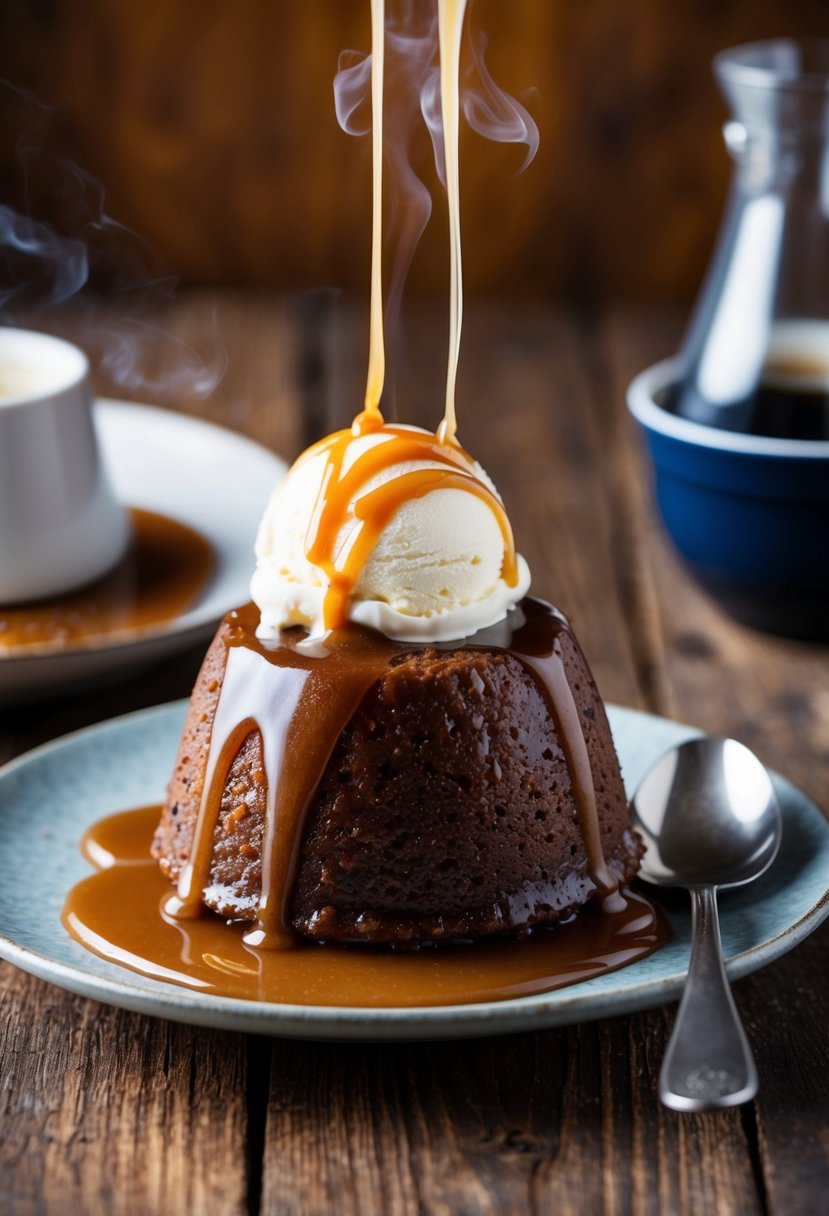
[567, 1013, 760, 1216]
[0, 965, 251, 1215]
[0, 640, 206, 767]
[262, 1018, 762, 1216]
[740, 924, 829, 1216]
[263, 1033, 570, 1216]
[4, 0, 829, 305]
[601, 305, 829, 1216]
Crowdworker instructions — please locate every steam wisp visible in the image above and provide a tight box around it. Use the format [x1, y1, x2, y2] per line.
[333, 0, 538, 432]
[0, 84, 226, 402]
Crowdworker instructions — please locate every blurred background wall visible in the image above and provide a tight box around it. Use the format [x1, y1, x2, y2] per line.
[0, 0, 827, 307]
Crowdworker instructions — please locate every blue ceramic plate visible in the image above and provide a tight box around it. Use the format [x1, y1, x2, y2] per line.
[0, 702, 826, 1040]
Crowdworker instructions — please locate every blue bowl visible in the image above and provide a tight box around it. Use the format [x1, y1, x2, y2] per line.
[627, 360, 829, 641]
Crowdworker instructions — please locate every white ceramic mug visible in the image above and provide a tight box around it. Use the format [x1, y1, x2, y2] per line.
[0, 328, 130, 604]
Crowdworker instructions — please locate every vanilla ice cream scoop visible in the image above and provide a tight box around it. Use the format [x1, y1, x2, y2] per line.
[251, 423, 531, 642]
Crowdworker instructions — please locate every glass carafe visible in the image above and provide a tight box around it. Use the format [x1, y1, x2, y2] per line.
[669, 39, 829, 440]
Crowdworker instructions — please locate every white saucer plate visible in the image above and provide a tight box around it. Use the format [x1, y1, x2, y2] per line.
[0, 702, 826, 1040]
[0, 400, 286, 705]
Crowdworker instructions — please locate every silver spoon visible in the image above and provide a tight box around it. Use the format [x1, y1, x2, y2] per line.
[630, 736, 782, 1112]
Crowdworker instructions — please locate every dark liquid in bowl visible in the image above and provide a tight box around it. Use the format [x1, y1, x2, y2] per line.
[660, 346, 829, 640]
[669, 352, 829, 440]
[750, 383, 829, 441]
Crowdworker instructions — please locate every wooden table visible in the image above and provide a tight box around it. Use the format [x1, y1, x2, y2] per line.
[1, 296, 827, 1215]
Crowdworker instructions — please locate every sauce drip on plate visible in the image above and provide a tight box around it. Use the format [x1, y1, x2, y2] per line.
[0, 508, 214, 652]
[64, 804, 668, 1007]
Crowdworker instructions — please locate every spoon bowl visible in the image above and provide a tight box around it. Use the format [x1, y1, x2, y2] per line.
[631, 735, 782, 1112]
[633, 736, 782, 890]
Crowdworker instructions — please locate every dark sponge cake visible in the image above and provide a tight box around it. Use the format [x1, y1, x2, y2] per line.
[153, 602, 640, 946]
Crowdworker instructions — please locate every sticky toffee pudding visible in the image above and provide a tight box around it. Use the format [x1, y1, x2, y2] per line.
[62, 0, 669, 1004]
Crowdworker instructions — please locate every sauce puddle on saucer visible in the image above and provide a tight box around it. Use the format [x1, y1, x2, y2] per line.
[63, 806, 669, 1008]
[0, 509, 214, 651]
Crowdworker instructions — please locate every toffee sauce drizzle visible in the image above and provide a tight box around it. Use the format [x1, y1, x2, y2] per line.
[298, 422, 519, 631]
[165, 598, 620, 950]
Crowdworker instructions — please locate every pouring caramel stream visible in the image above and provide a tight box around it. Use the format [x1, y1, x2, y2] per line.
[362, 0, 386, 419]
[436, 0, 466, 444]
[330, 0, 487, 630]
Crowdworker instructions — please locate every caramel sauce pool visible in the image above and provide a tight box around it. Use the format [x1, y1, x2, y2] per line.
[64, 806, 669, 1008]
[0, 509, 214, 651]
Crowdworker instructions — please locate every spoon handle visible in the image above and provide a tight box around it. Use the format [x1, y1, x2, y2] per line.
[660, 886, 758, 1111]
